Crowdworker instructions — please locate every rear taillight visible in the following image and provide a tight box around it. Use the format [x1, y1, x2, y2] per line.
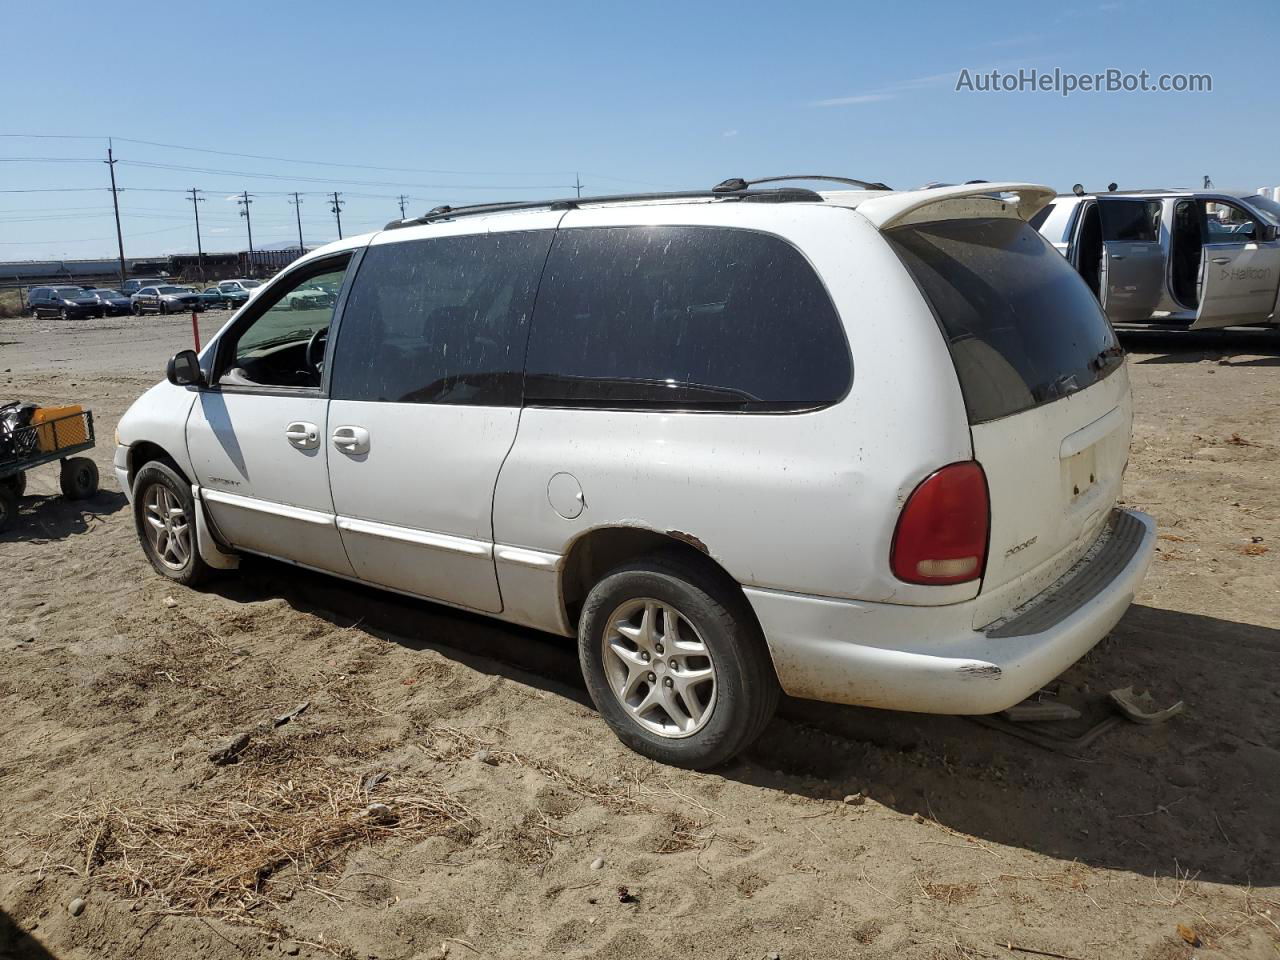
[891, 461, 989, 585]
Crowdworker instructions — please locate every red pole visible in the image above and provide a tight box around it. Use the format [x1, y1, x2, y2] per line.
[191, 310, 202, 353]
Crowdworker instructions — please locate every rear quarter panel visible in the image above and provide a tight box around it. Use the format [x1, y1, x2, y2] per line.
[492, 203, 975, 620]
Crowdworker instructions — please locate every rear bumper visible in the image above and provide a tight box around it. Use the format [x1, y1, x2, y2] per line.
[746, 509, 1156, 715]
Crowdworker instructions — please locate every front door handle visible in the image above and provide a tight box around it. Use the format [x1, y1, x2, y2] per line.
[285, 421, 320, 450]
[1210, 257, 1231, 264]
[332, 425, 371, 456]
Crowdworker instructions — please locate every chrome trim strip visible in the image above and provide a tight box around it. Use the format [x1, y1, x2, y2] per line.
[200, 487, 334, 526]
[336, 516, 492, 557]
[494, 545, 561, 569]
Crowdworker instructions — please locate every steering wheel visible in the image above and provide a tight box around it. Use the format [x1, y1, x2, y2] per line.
[306, 326, 329, 372]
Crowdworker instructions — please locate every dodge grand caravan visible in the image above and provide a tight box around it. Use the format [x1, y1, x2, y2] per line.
[115, 178, 1156, 769]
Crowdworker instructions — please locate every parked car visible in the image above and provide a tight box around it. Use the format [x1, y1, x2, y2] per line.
[29, 285, 104, 319]
[282, 284, 337, 310]
[1034, 188, 1280, 328]
[83, 288, 133, 316]
[131, 285, 205, 315]
[202, 285, 249, 310]
[121, 278, 169, 298]
[217, 279, 265, 299]
[115, 179, 1156, 769]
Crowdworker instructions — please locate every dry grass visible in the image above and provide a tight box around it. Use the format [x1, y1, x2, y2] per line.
[45, 759, 476, 939]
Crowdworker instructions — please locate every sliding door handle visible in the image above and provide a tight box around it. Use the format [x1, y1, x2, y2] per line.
[332, 425, 370, 455]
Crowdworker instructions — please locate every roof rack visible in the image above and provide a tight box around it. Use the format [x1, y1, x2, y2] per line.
[384, 186, 824, 230]
[713, 174, 892, 193]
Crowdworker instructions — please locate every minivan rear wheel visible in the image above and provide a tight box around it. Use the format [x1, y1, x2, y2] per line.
[132, 461, 211, 586]
[578, 555, 778, 769]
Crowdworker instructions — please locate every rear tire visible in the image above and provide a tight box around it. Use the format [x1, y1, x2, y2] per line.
[59, 457, 98, 500]
[2, 470, 27, 499]
[132, 461, 210, 586]
[578, 554, 779, 770]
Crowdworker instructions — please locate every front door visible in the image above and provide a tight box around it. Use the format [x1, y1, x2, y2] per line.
[1096, 197, 1165, 323]
[186, 253, 357, 574]
[325, 220, 558, 613]
[1193, 198, 1280, 329]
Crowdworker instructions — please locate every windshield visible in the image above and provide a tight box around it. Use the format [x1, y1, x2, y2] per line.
[157, 286, 186, 294]
[1238, 193, 1280, 226]
[54, 287, 85, 297]
[96, 289, 122, 297]
[242, 280, 263, 288]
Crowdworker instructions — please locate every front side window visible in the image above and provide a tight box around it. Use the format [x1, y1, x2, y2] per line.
[218, 256, 351, 389]
[524, 225, 851, 409]
[1203, 200, 1258, 241]
[329, 231, 552, 406]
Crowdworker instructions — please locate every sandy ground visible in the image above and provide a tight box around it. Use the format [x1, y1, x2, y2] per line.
[0, 311, 1277, 960]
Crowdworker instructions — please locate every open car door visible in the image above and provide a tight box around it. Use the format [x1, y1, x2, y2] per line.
[1192, 199, 1280, 330]
[1096, 197, 1164, 323]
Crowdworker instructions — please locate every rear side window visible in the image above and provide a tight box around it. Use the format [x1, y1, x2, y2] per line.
[524, 225, 850, 409]
[330, 231, 553, 406]
[1099, 199, 1161, 242]
[888, 217, 1122, 424]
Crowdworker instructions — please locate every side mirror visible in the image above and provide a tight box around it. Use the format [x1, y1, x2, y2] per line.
[166, 349, 204, 387]
[1257, 223, 1277, 243]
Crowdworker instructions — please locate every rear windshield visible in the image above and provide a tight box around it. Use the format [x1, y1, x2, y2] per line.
[887, 217, 1123, 424]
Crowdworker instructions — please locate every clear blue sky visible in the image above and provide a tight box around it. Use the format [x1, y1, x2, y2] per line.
[3, 0, 1277, 261]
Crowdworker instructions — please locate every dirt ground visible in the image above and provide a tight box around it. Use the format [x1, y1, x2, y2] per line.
[1, 311, 1277, 960]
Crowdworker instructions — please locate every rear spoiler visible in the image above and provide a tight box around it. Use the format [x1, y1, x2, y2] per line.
[854, 182, 1056, 231]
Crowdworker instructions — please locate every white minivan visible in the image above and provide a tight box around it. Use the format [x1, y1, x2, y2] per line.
[115, 179, 1156, 769]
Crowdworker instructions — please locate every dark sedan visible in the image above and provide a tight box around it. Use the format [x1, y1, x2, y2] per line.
[84, 288, 133, 316]
[30, 286, 103, 320]
[199, 286, 246, 310]
[131, 285, 206, 315]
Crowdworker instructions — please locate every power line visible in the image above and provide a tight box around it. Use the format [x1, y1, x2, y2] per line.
[118, 158, 575, 191]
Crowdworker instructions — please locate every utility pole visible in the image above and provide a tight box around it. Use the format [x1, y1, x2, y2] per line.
[237, 191, 255, 276]
[105, 142, 127, 286]
[289, 191, 305, 252]
[397, 194, 408, 218]
[187, 188, 206, 282]
[330, 191, 344, 239]
[575, 173, 582, 198]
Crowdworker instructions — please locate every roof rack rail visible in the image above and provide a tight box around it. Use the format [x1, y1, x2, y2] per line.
[713, 174, 892, 193]
[383, 187, 823, 230]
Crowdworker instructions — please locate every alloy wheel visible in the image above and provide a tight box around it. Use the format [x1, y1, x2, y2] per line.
[601, 598, 718, 738]
[142, 483, 191, 571]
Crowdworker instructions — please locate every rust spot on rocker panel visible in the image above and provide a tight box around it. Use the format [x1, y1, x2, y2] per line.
[957, 663, 1002, 680]
[666, 530, 710, 554]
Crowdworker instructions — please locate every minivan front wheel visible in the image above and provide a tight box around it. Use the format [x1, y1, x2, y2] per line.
[132, 461, 210, 586]
[578, 556, 778, 769]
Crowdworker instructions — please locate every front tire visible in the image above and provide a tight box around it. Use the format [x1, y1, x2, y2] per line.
[578, 554, 779, 770]
[132, 461, 210, 586]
